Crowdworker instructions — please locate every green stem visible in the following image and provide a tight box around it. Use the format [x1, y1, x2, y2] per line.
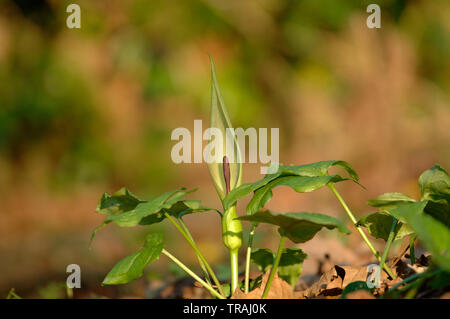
[222, 205, 242, 294]
[244, 224, 256, 294]
[230, 249, 239, 294]
[6, 288, 21, 299]
[409, 235, 416, 265]
[262, 235, 286, 299]
[161, 249, 225, 299]
[404, 279, 424, 299]
[376, 218, 398, 286]
[390, 268, 440, 292]
[178, 218, 212, 286]
[164, 213, 226, 297]
[328, 184, 396, 279]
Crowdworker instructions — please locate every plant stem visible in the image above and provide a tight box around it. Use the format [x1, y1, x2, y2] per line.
[262, 235, 286, 299]
[244, 224, 256, 294]
[328, 183, 396, 279]
[392, 268, 440, 299]
[221, 156, 243, 295]
[404, 279, 424, 299]
[376, 218, 398, 286]
[164, 213, 225, 297]
[230, 248, 239, 294]
[6, 288, 21, 299]
[179, 218, 212, 286]
[409, 235, 416, 265]
[222, 205, 242, 294]
[161, 249, 225, 299]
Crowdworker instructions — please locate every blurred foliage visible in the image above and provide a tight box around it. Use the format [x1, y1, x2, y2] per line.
[0, 0, 448, 192]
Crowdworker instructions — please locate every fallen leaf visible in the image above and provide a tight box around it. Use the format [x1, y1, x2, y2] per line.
[440, 292, 450, 299]
[301, 265, 369, 298]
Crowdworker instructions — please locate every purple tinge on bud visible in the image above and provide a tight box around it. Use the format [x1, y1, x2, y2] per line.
[223, 156, 231, 194]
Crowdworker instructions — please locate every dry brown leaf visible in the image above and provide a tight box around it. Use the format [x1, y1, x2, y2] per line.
[231, 271, 295, 299]
[301, 265, 369, 298]
[440, 292, 450, 299]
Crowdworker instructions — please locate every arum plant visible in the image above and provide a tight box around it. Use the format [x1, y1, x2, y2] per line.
[358, 164, 450, 288]
[207, 56, 243, 293]
[90, 57, 446, 299]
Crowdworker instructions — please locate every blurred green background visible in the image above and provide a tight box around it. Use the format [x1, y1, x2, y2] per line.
[0, 0, 449, 298]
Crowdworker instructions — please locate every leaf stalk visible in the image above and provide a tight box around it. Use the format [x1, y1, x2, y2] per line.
[244, 224, 256, 294]
[328, 183, 396, 279]
[262, 235, 286, 299]
[376, 217, 398, 286]
[161, 249, 225, 299]
[164, 212, 226, 297]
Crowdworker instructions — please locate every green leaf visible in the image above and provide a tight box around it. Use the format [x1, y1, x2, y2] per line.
[386, 201, 428, 225]
[357, 211, 414, 241]
[167, 200, 221, 219]
[102, 233, 164, 285]
[251, 248, 307, 288]
[341, 281, 371, 299]
[104, 188, 188, 227]
[91, 188, 217, 243]
[277, 161, 360, 181]
[387, 201, 450, 272]
[96, 187, 145, 216]
[419, 164, 450, 205]
[238, 210, 350, 243]
[429, 270, 450, 290]
[207, 57, 242, 202]
[424, 201, 450, 228]
[367, 192, 416, 209]
[251, 248, 275, 272]
[246, 175, 346, 216]
[278, 248, 308, 288]
[223, 160, 360, 212]
[418, 165, 450, 227]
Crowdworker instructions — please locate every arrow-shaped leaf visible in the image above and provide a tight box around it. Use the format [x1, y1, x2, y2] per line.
[91, 188, 218, 243]
[251, 248, 275, 273]
[223, 160, 360, 213]
[418, 165, 450, 227]
[419, 164, 450, 205]
[246, 175, 346, 216]
[238, 210, 350, 243]
[357, 211, 414, 241]
[102, 233, 164, 285]
[367, 192, 416, 210]
[104, 188, 189, 227]
[96, 187, 146, 216]
[251, 247, 307, 288]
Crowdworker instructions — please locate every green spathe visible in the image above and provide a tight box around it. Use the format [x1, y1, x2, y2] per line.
[207, 57, 242, 202]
